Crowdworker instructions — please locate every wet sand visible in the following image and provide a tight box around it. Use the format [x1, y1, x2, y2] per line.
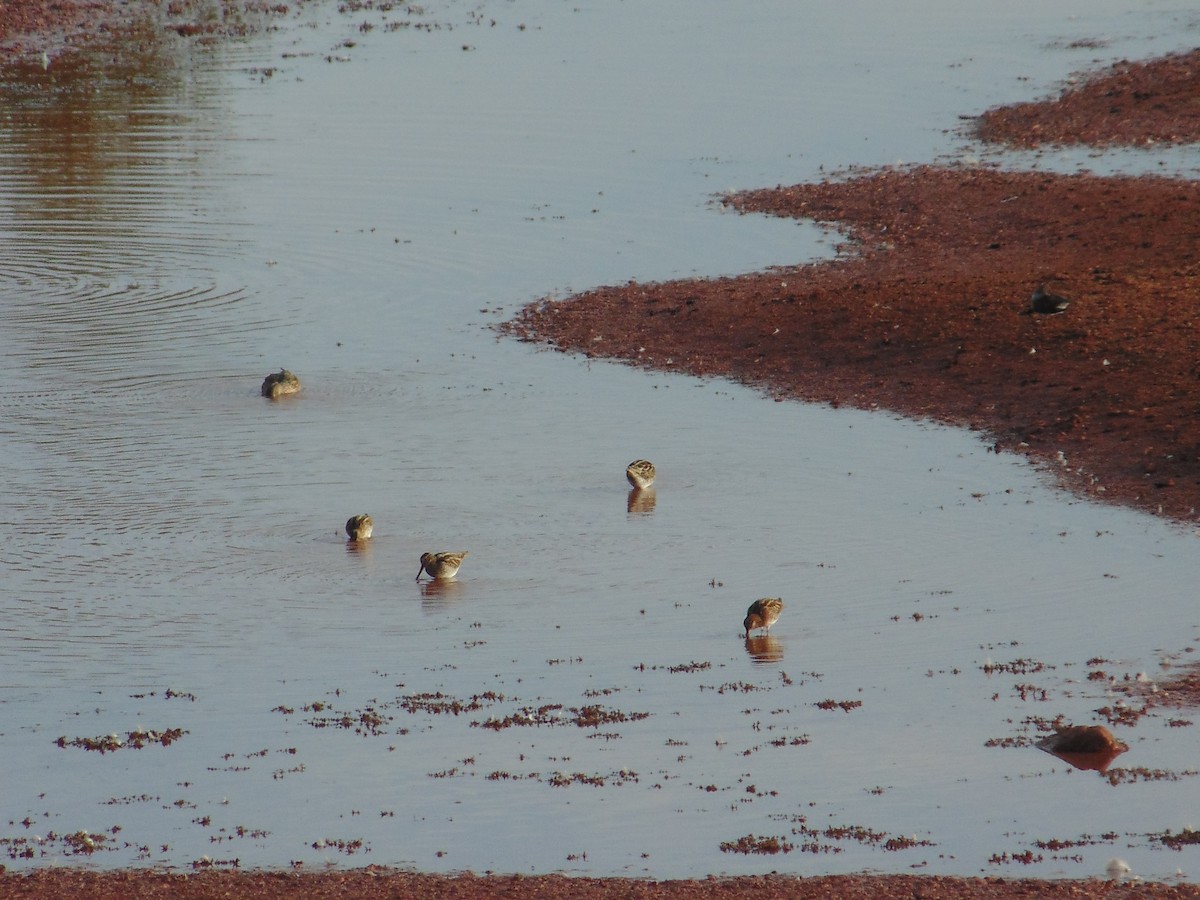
[3, 8, 1200, 897]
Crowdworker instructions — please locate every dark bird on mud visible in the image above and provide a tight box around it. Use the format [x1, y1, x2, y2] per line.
[1021, 284, 1070, 316]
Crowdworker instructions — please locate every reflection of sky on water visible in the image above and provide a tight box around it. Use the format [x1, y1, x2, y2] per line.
[0, 0, 1199, 881]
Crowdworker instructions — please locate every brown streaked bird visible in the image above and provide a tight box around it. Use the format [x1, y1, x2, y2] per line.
[261, 368, 301, 398]
[345, 514, 373, 541]
[1021, 284, 1070, 316]
[743, 597, 784, 637]
[625, 459, 656, 490]
[416, 551, 468, 581]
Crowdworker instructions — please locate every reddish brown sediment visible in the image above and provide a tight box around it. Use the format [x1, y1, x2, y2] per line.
[0, 0, 293, 62]
[3, 870, 1199, 899]
[0, 0, 110, 54]
[509, 164, 1200, 524]
[0, 0, 156, 60]
[1127, 659, 1200, 709]
[975, 48, 1200, 147]
[506, 50, 1200, 525]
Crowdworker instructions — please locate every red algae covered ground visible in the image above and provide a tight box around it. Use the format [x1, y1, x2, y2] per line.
[510, 164, 1200, 523]
[1141, 658, 1200, 709]
[0, 0, 120, 59]
[2, 870, 1199, 899]
[0, 0, 293, 62]
[508, 50, 1200, 527]
[975, 48, 1200, 147]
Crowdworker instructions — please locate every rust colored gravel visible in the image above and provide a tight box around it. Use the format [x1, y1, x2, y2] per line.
[507, 51, 1200, 526]
[0, 0, 292, 61]
[975, 48, 1200, 147]
[0, 0, 136, 59]
[1142, 661, 1200, 708]
[510, 163, 1200, 523]
[2, 870, 1198, 900]
[511, 164, 1200, 520]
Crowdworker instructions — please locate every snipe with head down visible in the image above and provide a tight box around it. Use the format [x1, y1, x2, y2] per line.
[744, 597, 784, 637]
[416, 551, 468, 581]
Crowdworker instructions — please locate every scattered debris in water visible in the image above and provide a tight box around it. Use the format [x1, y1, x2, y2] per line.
[54, 728, 187, 753]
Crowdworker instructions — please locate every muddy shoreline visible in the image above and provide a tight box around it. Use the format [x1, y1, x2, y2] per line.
[511, 163, 1200, 523]
[3, 869, 1200, 899]
[3, 6, 1200, 896]
[510, 51, 1200, 527]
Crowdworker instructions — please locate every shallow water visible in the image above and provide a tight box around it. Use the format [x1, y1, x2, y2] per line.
[2, 0, 1200, 882]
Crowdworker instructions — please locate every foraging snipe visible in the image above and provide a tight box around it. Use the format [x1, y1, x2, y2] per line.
[345, 514, 373, 541]
[261, 368, 301, 398]
[743, 597, 784, 637]
[625, 459, 656, 490]
[416, 551, 468, 581]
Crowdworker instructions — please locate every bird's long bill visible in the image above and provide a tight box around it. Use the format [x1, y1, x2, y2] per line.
[415, 563, 425, 581]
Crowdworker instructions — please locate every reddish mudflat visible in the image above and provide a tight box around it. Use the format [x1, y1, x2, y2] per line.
[3, 870, 1199, 899]
[509, 51, 1200, 526]
[512, 167, 1200, 523]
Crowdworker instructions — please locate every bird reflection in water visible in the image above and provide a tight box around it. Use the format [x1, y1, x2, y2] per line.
[419, 577, 464, 609]
[627, 487, 656, 516]
[344, 537, 374, 559]
[744, 634, 784, 664]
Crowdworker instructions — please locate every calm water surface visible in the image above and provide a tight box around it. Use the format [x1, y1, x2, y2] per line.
[2, 0, 1200, 881]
